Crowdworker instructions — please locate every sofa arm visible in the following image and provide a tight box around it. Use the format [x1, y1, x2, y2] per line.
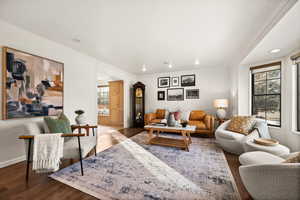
[204, 114, 215, 132]
[239, 164, 300, 200]
[144, 113, 156, 125]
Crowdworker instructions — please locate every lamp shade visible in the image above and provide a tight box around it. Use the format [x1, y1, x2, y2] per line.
[213, 99, 228, 108]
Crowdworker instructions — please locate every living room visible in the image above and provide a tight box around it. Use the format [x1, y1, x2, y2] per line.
[0, 1, 299, 200]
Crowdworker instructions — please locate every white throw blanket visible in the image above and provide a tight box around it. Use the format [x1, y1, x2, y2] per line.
[33, 133, 64, 173]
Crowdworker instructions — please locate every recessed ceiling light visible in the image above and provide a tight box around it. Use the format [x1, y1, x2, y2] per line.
[195, 59, 200, 65]
[168, 63, 172, 68]
[270, 49, 281, 53]
[142, 65, 146, 72]
[72, 38, 81, 43]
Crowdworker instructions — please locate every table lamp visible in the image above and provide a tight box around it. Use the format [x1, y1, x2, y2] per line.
[213, 99, 228, 119]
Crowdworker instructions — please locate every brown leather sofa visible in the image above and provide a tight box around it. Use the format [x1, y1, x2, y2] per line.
[144, 109, 166, 124]
[144, 109, 215, 137]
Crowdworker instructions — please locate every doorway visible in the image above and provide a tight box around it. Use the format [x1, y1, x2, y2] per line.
[97, 80, 124, 129]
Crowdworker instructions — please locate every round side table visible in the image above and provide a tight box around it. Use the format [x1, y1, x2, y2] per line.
[244, 140, 290, 157]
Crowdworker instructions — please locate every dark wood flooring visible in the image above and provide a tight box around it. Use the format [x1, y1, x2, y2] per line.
[0, 128, 252, 200]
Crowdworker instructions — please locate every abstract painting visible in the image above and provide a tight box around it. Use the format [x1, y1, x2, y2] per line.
[2, 47, 64, 119]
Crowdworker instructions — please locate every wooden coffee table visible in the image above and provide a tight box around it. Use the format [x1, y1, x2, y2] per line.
[144, 125, 196, 151]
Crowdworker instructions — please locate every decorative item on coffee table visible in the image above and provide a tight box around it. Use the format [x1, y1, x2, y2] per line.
[181, 120, 188, 128]
[75, 109, 86, 124]
[167, 113, 176, 127]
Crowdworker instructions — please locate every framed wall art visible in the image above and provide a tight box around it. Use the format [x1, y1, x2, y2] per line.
[157, 77, 170, 88]
[181, 74, 196, 87]
[167, 88, 184, 101]
[157, 91, 165, 101]
[186, 89, 200, 99]
[2, 47, 64, 120]
[171, 76, 180, 87]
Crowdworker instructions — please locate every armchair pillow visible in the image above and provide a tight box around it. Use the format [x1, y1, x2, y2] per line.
[226, 116, 256, 135]
[44, 113, 72, 134]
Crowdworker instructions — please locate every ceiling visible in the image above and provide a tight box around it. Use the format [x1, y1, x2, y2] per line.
[0, 0, 297, 74]
[242, 1, 300, 65]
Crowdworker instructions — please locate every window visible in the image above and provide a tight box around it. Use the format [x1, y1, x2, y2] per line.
[98, 86, 109, 115]
[251, 62, 281, 127]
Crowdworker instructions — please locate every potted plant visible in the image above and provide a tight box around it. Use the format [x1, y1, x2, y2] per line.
[75, 109, 86, 125]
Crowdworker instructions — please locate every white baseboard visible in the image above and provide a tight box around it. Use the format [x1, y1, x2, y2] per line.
[0, 155, 26, 168]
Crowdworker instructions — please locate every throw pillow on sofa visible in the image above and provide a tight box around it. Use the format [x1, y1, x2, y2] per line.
[174, 111, 181, 121]
[283, 152, 300, 163]
[226, 116, 256, 135]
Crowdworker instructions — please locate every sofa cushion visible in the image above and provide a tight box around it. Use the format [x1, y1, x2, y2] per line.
[188, 120, 207, 130]
[151, 119, 162, 124]
[63, 135, 96, 159]
[189, 110, 206, 120]
[226, 116, 256, 135]
[180, 110, 190, 121]
[216, 128, 246, 140]
[239, 151, 285, 166]
[156, 109, 166, 119]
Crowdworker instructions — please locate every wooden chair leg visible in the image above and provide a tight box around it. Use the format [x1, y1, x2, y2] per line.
[77, 136, 84, 176]
[26, 138, 32, 182]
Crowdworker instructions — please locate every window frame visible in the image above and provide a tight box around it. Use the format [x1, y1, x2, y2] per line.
[251, 62, 282, 127]
[297, 63, 300, 131]
[97, 85, 110, 106]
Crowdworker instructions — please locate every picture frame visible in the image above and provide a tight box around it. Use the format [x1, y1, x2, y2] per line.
[181, 74, 196, 87]
[157, 77, 170, 88]
[186, 89, 200, 99]
[2, 47, 64, 120]
[171, 76, 180, 87]
[167, 88, 184, 101]
[157, 91, 165, 101]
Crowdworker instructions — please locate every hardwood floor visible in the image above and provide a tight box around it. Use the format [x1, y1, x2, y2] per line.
[0, 128, 251, 200]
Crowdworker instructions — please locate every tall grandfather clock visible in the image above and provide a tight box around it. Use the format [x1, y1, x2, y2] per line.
[133, 82, 145, 128]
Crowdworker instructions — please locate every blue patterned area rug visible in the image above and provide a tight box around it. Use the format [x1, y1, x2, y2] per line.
[50, 132, 240, 200]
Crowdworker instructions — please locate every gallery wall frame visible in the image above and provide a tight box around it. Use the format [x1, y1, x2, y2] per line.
[157, 77, 170, 88]
[181, 74, 196, 87]
[167, 88, 184, 101]
[186, 89, 200, 99]
[157, 91, 165, 101]
[2, 47, 64, 120]
[171, 76, 180, 87]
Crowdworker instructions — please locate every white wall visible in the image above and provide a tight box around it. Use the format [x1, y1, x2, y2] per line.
[0, 19, 136, 167]
[234, 50, 300, 151]
[140, 68, 230, 115]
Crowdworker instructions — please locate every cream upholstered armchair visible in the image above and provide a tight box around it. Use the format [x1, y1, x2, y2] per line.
[19, 118, 97, 181]
[215, 120, 260, 155]
[239, 151, 300, 200]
